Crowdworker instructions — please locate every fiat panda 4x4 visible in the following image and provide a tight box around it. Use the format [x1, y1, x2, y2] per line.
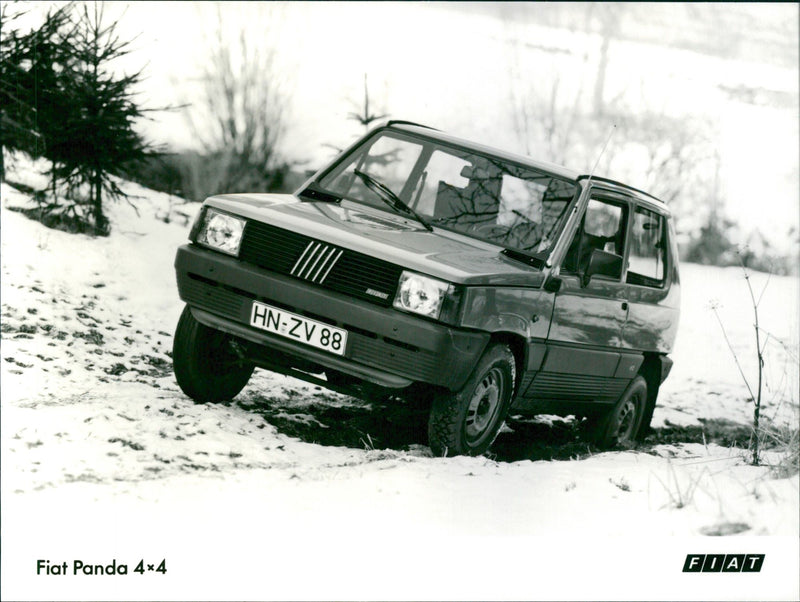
[172, 121, 680, 456]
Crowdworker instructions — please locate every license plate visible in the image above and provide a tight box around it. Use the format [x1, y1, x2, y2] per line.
[250, 301, 347, 356]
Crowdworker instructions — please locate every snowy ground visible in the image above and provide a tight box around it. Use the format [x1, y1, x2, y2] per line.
[2, 155, 798, 601]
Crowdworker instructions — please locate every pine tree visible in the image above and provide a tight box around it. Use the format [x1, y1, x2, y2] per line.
[2, 3, 155, 234]
[53, 3, 154, 234]
[0, 3, 75, 175]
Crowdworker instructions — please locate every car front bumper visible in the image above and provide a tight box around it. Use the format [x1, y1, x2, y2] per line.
[174, 244, 489, 390]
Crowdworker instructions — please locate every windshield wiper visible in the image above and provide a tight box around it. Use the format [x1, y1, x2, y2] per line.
[354, 169, 433, 232]
[298, 183, 341, 203]
[501, 248, 547, 270]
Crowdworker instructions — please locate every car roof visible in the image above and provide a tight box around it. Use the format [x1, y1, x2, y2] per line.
[387, 121, 581, 181]
[577, 175, 670, 214]
[386, 121, 669, 213]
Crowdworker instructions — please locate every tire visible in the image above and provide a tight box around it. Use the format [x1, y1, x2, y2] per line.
[428, 344, 516, 457]
[635, 388, 657, 443]
[591, 375, 648, 449]
[172, 306, 254, 403]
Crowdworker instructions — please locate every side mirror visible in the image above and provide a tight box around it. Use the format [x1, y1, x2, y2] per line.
[582, 249, 623, 287]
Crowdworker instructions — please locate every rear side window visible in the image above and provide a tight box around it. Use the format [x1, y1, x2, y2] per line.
[627, 207, 666, 287]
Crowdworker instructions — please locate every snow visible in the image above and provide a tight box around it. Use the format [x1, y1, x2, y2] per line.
[1, 154, 798, 600]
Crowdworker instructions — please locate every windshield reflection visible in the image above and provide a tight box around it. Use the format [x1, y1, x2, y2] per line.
[317, 131, 578, 257]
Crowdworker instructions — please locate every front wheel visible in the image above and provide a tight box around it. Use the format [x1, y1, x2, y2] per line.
[172, 306, 254, 403]
[428, 344, 516, 457]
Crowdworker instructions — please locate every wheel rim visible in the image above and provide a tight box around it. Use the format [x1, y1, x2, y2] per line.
[465, 367, 505, 445]
[611, 393, 641, 444]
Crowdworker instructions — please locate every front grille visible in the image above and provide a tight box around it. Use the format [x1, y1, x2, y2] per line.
[290, 241, 343, 284]
[239, 220, 403, 305]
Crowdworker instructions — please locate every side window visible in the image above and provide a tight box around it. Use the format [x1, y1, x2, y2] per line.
[563, 197, 626, 275]
[627, 207, 666, 287]
[584, 200, 624, 253]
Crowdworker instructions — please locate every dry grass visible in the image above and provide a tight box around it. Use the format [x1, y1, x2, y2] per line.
[764, 423, 800, 479]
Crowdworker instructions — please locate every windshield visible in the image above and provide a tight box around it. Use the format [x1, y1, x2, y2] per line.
[317, 130, 578, 256]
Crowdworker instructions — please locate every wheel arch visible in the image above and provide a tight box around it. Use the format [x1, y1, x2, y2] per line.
[487, 331, 527, 396]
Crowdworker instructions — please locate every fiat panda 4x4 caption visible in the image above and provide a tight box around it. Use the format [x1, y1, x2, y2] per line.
[172, 121, 680, 457]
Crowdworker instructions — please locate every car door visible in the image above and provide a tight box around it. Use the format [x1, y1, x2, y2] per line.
[525, 193, 634, 403]
[622, 204, 680, 353]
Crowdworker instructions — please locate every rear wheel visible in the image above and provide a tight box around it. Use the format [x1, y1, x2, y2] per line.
[428, 344, 516, 457]
[591, 375, 647, 448]
[173, 306, 254, 403]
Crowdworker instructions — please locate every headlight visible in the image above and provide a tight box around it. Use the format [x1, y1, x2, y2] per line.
[195, 208, 246, 256]
[393, 271, 453, 320]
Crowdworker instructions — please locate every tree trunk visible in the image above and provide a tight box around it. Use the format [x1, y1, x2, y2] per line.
[592, 7, 621, 117]
[92, 170, 104, 234]
[593, 34, 611, 116]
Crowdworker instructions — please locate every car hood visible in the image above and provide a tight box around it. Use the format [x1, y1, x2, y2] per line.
[204, 193, 547, 286]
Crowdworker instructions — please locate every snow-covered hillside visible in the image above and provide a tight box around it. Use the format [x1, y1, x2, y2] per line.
[2, 157, 798, 601]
